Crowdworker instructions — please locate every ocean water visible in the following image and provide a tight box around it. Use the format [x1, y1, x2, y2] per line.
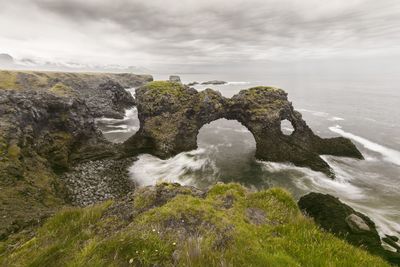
[97, 73, 400, 238]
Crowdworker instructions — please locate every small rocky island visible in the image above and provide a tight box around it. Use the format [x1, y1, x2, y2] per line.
[0, 71, 398, 266]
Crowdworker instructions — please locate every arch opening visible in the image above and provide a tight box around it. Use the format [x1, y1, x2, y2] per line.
[196, 118, 260, 183]
[95, 88, 140, 143]
[280, 119, 295, 136]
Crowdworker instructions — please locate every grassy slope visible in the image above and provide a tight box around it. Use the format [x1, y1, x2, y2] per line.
[0, 70, 152, 92]
[0, 183, 389, 267]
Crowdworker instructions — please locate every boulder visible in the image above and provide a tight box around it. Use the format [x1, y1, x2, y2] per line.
[298, 192, 400, 265]
[201, 80, 227, 85]
[169, 75, 181, 83]
[187, 81, 199, 86]
[124, 81, 362, 177]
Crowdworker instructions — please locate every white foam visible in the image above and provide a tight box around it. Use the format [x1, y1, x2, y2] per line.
[129, 149, 218, 187]
[103, 126, 139, 134]
[258, 159, 364, 199]
[330, 125, 400, 166]
[125, 87, 136, 97]
[329, 116, 345, 121]
[226, 81, 252, 85]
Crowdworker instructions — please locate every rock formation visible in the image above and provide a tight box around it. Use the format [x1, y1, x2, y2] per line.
[169, 75, 181, 83]
[124, 81, 363, 177]
[0, 70, 153, 118]
[299, 192, 400, 265]
[85, 80, 135, 118]
[201, 80, 227, 85]
[0, 89, 116, 239]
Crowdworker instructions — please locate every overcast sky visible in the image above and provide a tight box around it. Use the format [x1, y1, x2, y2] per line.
[1, 0, 400, 72]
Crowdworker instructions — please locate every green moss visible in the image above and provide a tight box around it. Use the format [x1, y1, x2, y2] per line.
[143, 81, 186, 97]
[7, 143, 21, 160]
[0, 184, 390, 267]
[247, 86, 284, 94]
[49, 83, 76, 97]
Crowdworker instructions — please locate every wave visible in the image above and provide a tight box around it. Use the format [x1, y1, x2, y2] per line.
[129, 149, 219, 187]
[297, 108, 345, 122]
[226, 81, 252, 85]
[103, 126, 139, 134]
[328, 116, 345, 121]
[329, 125, 400, 166]
[125, 87, 136, 97]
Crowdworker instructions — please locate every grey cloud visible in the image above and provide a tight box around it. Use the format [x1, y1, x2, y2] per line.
[2, 0, 400, 68]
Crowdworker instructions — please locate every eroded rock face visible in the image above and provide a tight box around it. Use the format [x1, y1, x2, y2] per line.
[298, 192, 400, 265]
[86, 80, 135, 119]
[124, 81, 362, 177]
[0, 70, 153, 118]
[0, 89, 115, 240]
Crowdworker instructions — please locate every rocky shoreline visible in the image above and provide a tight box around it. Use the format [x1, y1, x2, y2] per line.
[0, 72, 399, 265]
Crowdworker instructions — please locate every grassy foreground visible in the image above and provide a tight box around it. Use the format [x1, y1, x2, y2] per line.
[0, 183, 389, 267]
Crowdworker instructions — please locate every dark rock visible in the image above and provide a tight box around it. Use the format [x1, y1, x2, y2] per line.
[124, 82, 362, 177]
[187, 81, 199, 86]
[86, 80, 135, 119]
[386, 235, 400, 242]
[0, 89, 118, 240]
[298, 192, 400, 265]
[383, 237, 400, 251]
[201, 80, 227, 85]
[169, 75, 181, 83]
[0, 70, 153, 118]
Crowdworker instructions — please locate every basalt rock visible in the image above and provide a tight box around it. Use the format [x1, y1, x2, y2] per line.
[124, 81, 363, 177]
[85, 80, 135, 119]
[0, 70, 153, 118]
[0, 89, 117, 240]
[169, 75, 182, 83]
[298, 192, 400, 265]
[201, 80, 227, 85]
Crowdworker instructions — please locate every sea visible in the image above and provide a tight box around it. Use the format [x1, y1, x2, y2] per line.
[96, 71, 400, 238]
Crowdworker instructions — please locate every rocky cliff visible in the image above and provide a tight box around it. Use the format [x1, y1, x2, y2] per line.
[0, 70, 153, 118]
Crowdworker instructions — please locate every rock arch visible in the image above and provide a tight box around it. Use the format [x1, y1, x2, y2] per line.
[123, 81, 363, 177]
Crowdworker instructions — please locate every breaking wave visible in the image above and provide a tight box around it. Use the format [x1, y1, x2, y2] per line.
[330, 125, 400, 166]
[129, 148, 219, 187]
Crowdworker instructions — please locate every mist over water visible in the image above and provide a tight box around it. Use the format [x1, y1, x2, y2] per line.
[98, 73, 400, 237]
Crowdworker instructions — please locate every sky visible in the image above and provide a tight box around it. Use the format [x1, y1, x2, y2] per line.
[1, 0, 400, 72]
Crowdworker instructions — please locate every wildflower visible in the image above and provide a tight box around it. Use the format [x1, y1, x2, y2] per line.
[129, 258, 134, 264]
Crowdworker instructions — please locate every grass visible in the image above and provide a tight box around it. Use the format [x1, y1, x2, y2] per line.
[49, 83, 76, 97]
[0, 71, 20, 90]
[0, 183, 390, 266]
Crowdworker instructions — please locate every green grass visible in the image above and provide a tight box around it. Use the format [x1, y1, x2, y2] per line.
[0, 183, 389, 267]
[49, 83, 76, 97]
[0, 71, 20, 90]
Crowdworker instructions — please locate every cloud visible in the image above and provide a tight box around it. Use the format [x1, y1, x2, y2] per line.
[1, 0, 400, 70]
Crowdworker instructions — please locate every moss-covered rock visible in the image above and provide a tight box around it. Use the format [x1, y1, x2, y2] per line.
[0, 70, 153, 118]
[0, 89, 116, 240]
[0, 183, 389, 266]
[298, 192, 400, 265]
[124, 82, 362, 177]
